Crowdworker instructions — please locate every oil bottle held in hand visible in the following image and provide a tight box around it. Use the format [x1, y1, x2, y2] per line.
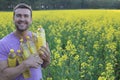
[8, 49, 17, 67]
[17, 50, 23, 64]
[20, 39, 31, 78]
[26, 36, 37, 54]
[20, 39, 31, 59]
[36, 26, 46, 50]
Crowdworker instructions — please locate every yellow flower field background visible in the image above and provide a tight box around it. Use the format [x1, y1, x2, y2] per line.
[0, 10, 120, 80]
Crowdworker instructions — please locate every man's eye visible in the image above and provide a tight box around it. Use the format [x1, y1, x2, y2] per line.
[24, 15, 29, 18]
[16, 14, 21, 17]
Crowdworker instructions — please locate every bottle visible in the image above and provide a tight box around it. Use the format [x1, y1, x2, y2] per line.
[26, 35, 43, 64]
[17, 50, 23, 64]
[26, 36, 37, 54]
[23, 69, 31, 79]
[20, 39, 31, 59]
[36, 26, 46, 50]
[8, 49, 16, 67]
[20, 39, 31, 78]
[32, 32, 38, 49]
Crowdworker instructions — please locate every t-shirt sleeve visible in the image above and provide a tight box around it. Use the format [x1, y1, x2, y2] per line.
[0, 41, 8, 61]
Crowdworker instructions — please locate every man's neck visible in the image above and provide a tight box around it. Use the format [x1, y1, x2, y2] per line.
[14, 30, 29, 40]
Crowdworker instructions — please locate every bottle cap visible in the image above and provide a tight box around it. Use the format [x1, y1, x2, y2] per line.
[10, 49, 14, 53]
[17, 50, 21, 53]
[26, 36, 30, 40]
[20, 39, 23, 42]
[38, 25, 43, 31]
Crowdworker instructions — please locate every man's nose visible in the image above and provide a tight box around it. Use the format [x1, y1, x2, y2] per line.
[20, 16, 26, 21]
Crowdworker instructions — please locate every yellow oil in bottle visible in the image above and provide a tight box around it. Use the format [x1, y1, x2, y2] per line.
[8, 49, 17, 67]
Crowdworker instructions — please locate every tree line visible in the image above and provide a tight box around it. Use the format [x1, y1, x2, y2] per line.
[0, 0, 120, 10]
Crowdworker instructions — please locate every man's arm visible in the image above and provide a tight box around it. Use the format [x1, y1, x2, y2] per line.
[0, 60, 27, 80]
[0, 54, 42, 80]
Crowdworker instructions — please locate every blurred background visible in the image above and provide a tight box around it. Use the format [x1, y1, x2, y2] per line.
[1, 0, 120, 80]
[1, 0, 120, 10]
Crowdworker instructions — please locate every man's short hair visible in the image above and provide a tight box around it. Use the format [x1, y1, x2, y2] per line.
[13, 3, 32, 17]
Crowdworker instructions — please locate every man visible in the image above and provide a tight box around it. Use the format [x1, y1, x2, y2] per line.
[0, 3, 50, 80]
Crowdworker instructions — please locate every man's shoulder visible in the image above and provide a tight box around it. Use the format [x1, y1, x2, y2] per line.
[0, 32, 16, 56]
[0, 34, 13, 58]
[0, 32, 14, 43]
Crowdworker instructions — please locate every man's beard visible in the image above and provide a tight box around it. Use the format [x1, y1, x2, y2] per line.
[15, 25, 29, 32]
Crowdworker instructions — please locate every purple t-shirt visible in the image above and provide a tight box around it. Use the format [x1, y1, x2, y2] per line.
[0, 32, 42, 80]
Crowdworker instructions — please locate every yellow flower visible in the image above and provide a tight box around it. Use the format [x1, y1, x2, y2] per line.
[98, 76, 106, 80]
[105, 42, 116, 52]
[47, 77, 52, 80]
[81, 62, 87, 67]
[101, 72, 106, 76]
[99, 64, 103, 67]
[74, 55, 79, 61]
[89, 56, 94, 61]
[80, 75, 85, 78]
[62, 54, 68, 61]
[56, 39, 61, 44]
[106, 63, 113, 70]
[85, 52, 89, 55]
[93, 41, 99, 50]
[54, 52, 60, 59]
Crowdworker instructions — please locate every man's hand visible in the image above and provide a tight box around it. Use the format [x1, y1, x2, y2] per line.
[23, 54, 43, 68]
[38, 43, 51, 68]
[0, 54, 43, 80]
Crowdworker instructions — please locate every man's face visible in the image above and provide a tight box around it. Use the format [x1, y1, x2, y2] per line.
[13, 8, 32, 32]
